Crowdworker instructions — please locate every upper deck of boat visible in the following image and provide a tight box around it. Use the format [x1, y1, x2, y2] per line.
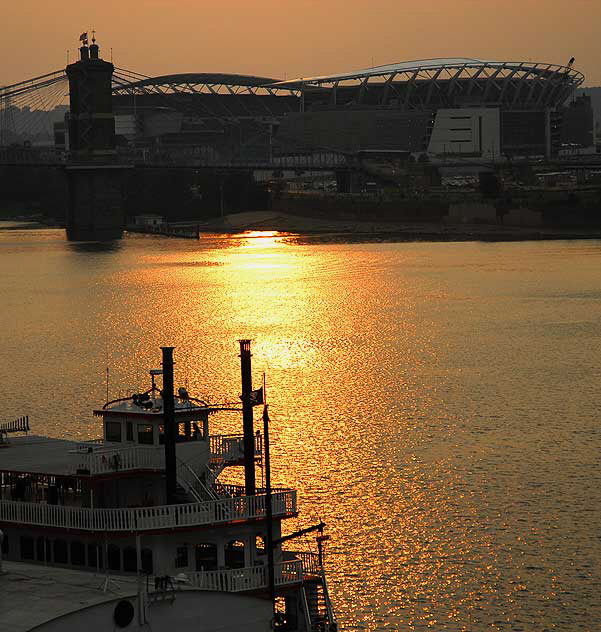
[0, 435, 84, 477]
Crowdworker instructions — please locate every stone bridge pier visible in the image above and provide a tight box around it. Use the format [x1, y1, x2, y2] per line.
[65, 165, 130, 241]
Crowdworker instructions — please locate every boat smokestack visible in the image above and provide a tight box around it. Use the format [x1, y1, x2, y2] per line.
[239, 339, 256, 496]
[161, 346, 177, 504]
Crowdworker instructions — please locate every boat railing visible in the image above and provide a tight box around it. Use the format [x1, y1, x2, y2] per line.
[176, 458, 220, 502]
[185, 559, 303, 592]
[0, 489, 297, 532]
[284, 550, 322, 576]
[72, 445, 164, 475]
[209, 433, 262, 462]
[75, 438, 105, 452]
[215, 483, 295, 498]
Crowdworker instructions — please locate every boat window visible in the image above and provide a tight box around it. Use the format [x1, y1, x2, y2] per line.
[137, 424, 154, 445]
[195, 543, 218, 571]
[106, 421, 122, 442]
[123, 547, 137, 572]
[71, 541, 85, 566]
[141, 548, 153, 574]
[54, 539, 68, 564]
[108, 544, 121, 571]
[126, 422, 134, 442]
[274, 596, 288, 621]
[178, 422, 189, 441]
[36, 537, 50, 562]
[255, 535, 266, 556]
[20, 536, 34, 560]
[175, 545, 189, 568]
[88, 543, 103, 569]
[13, 477, 27, 500]
[47, 485, 59, 505]
[225, 540, 246, 569]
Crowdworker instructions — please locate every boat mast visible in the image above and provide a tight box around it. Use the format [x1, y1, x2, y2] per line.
[162, 346, 178, 505]
[239, 340, 256, 496]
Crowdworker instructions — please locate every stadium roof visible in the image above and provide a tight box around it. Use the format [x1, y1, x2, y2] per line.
[271, 58, 585, 88]
[107, 59, 584, 113]
[112, 72, 297, 96]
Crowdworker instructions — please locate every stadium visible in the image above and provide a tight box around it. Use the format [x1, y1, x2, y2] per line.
[110, 58, 592, 162]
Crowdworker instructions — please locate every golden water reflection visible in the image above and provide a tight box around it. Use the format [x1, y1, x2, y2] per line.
[1, 232, 601, 630]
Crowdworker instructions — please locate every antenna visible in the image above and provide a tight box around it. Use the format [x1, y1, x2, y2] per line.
[184, 349, 189, 390]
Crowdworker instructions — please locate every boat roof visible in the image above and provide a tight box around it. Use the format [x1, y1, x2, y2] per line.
[95, 397, 216, 419]
[0, 560, 139, 632]
[0, 435, 82, 477]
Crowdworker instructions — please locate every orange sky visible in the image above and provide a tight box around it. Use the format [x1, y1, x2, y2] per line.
[2, 0, 601, 86]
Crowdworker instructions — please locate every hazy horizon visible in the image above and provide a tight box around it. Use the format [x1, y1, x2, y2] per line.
[2, 0, 601, 86]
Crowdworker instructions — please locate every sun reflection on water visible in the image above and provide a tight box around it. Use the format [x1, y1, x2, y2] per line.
[2, 234, 601, 630]
[104, 237, 506, 631]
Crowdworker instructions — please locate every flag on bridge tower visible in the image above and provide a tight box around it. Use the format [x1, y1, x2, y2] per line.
[79, 32, 88, 43]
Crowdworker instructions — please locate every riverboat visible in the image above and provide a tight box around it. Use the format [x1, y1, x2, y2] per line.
[0, 341, 336, 632]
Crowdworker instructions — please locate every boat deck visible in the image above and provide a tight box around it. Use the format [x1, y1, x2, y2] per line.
[0, 560, 139, 632]
[0, 436, 81, 476]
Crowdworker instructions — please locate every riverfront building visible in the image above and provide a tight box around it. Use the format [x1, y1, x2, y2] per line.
[110, 58, 591, 162]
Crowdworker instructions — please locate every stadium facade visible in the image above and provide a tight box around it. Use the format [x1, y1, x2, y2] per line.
[109, 58, 592, 162]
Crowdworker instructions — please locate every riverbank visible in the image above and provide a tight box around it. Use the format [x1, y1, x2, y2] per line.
[4, 212, 601, 243]
[187, 211, 601, 243]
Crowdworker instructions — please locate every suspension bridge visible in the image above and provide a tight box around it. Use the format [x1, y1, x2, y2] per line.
[0, 66, 150, 161]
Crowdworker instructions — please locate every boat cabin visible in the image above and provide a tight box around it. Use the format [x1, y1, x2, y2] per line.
[95, 370, 211, 448]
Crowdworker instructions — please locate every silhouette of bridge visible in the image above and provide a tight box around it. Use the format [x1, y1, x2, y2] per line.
[0, 67, 340, 169]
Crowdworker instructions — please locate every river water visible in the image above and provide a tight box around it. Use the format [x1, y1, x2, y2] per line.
[1, 226, 600, 631]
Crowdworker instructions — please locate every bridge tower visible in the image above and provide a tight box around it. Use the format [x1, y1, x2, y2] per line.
[65, 36, 115, 157]
[64, 35, 127, 240]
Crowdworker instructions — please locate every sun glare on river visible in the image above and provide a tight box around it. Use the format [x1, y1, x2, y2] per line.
[228, 230, 289, 249]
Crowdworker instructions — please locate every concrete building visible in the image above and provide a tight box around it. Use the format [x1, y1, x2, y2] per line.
[561, 94, 595, 148]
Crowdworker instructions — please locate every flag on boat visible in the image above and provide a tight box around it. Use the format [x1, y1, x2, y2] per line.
[249, 387, 263, 406]
[79, 32, 88, 42]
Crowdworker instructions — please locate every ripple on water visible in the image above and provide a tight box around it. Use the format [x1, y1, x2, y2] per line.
[1, 232, 600, 630]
